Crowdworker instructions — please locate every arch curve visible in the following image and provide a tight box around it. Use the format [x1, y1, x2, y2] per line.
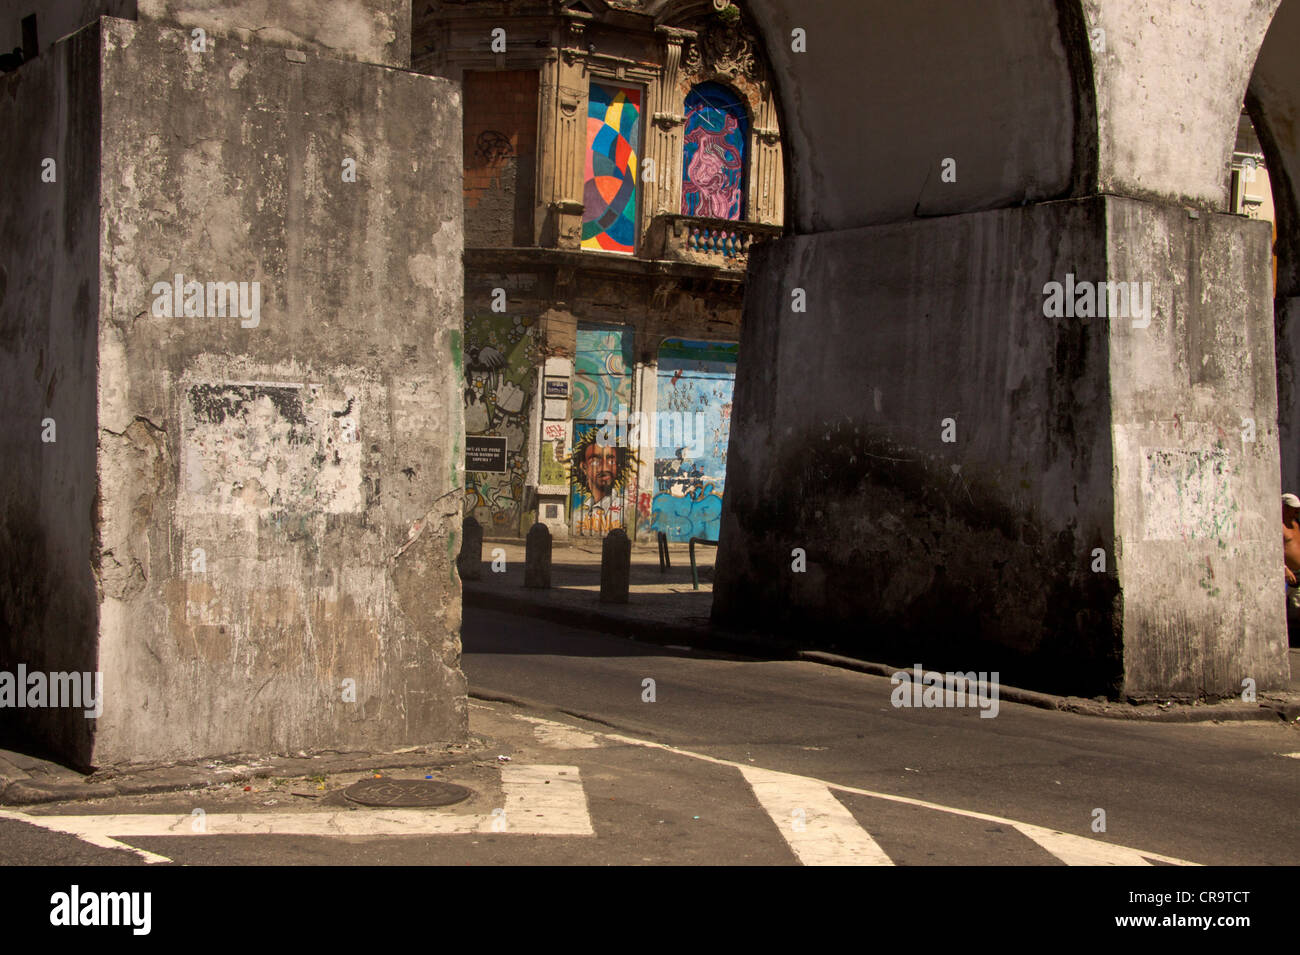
[737, 0, 1097, 233]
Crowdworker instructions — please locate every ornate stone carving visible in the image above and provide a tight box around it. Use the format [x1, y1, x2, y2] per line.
[682, 15, 759, 81]
[561, 16, 587, 64]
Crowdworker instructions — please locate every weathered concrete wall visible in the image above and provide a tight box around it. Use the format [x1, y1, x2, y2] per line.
[0, 1, 409, 66]
[88, 17, 464, 764]
[0, 22, 103, 759]
[136, 0, 411, 67]
[715, 194, 1288, 698]
[1106, 198, 1287, 698]
[1083, 0, 1280, 211]
[713, 199, 1122, 696]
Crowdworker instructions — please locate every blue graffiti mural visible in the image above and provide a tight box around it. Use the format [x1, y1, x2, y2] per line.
[647, 339, 737, 542]
[650, 483, 724, 541]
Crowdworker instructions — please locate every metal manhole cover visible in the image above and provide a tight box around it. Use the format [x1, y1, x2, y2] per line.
[343, 778, 473, 807]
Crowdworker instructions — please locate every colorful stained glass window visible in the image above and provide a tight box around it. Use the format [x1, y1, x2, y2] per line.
[681, 83, 747, 221]
[582, 83, 642, 254]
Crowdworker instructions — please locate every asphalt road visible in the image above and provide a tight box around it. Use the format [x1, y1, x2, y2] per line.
[461, 607, 1300, 866]
[0, 606, 1294, 870]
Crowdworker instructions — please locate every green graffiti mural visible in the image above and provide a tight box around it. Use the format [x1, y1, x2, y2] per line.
[463, 311, 539, 534]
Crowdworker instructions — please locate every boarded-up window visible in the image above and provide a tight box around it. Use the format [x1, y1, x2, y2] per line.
[463, 70, 538, 247]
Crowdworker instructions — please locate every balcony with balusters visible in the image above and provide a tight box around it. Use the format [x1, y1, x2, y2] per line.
[644, 214, 783, 271]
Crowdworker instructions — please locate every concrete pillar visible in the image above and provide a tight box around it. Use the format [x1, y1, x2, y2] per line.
[600, 528, 631, 604]
[459, 516, 483, 582]
[714, 194, 1288, 701]
[0, 13, 468, 766]
[524, 522, 552, 588]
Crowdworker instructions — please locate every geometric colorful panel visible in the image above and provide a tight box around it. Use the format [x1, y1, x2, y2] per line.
[681, 82, 747, 221]
[582, 83, 641, 254]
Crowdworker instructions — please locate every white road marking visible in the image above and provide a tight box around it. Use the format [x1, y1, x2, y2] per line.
[0, 764, 593, 863]
[0, 814, 173, 865]
[740, 765, 893, 866]
[1012, 823, 1163, 866]
[583, 725, 1199, 866]
[496, 763, 594, 834]
[519, 715, 603, 750]
[1281, 752, 1300, 759]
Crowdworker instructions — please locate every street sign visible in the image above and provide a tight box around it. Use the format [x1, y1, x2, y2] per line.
[466, 435, 508, 473]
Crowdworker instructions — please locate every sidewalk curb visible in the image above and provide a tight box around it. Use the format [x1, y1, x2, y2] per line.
[0, 746, 484, 807]
[467, 588, 1300, 725]
[795, 651, 1300, 724]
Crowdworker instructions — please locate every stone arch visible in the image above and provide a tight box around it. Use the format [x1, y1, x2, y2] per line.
[1085, 0, 1279, 211]
[736, 0, 1098, 233]
[1247, 0, 1300, 491]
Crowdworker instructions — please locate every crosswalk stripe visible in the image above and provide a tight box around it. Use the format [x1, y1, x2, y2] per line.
[592, 727, 1200, 866]
[0, 764, 594, 863]
[740, 765, 893, 866]
[0, 813, 173, 865]
[1011, 823, 1159, 866]
[497, 763, 594, 835]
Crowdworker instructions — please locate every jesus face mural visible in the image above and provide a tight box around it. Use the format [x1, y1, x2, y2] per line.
[569, 420, 640, 535]
[581, 442, 620, 503]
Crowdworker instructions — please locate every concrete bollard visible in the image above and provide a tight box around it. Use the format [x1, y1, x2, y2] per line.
[458, 515, 483, 581]
[600, 528, 631, 604]
[524, 522, 552, 589]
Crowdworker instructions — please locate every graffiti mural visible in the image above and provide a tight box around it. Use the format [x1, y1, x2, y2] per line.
[582, 82, 642, 254]
[650, 483, 724, 541]
[649, 339, 737, 542]
[572, 325, 636, 535]
[463, 311, 539, 533]
[573, 325, 634, 422]
[569, 420, 638, 536]
[681, 82, 747, 221]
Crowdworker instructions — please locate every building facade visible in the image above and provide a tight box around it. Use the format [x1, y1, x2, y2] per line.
[415, 0, 785, 541]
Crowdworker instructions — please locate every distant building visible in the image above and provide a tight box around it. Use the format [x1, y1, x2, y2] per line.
[1229, 109, 1277, 289]
[415, 0, 785, 541]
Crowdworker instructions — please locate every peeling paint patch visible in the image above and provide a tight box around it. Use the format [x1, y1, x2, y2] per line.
[183, 381, 363, 514]
[1141, 447, 1237, 542]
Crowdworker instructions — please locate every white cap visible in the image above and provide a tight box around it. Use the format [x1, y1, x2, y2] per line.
[1283, 493, 1300, 509]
